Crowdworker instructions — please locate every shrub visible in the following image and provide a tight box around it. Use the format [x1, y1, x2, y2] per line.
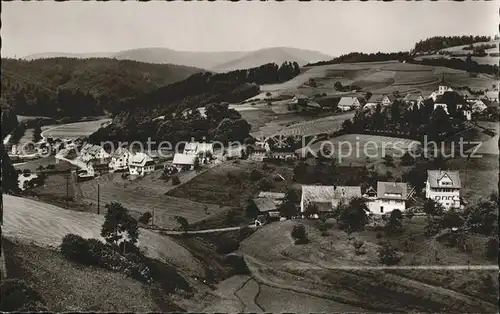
[46, 164, 56, 170]
[249, 169, 262, 181]
[60, 234, 94, 265]
[171, 175, 181, 185]
[378, 242, 402, 265]
[216, 237, 240, 255]
[291, 224, 308, 244]
[485, 237, 499, 260]
[22, 169, 31, 176]
[265, 92, 272, 97]
[0, 279, 47, 312]
[353, 239, 366, 255]
[138, 211, 152, 225]
[224, 254, 249, 275]
[237, 226, 255, 242]
[36, 165, 44, 171]
[257, 178, 273, 191]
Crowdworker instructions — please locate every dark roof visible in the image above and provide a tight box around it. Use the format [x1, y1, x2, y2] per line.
[377, 182, 408, 200]
[253, 198, 278, 212]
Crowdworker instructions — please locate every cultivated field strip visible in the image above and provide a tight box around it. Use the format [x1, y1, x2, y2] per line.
[271, 112, 355, 138]
[41, 118, 111, 139]
[77, 175, 228, 229]
[3, 194, 205, 275]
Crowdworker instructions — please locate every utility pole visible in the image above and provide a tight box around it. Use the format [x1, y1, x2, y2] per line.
[97, 184, 100, 215]
[66, 172, 69, 207]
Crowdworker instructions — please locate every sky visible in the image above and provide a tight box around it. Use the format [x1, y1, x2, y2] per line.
[2, 1, 498, 58]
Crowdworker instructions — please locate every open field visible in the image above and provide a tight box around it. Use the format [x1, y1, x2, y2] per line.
[2, 238, 174, 312]
[2, 194, 204, 275]
[238, 219, 498, 312]
[297, 133, 420, 165]
[415, 54, 500, 66]
[167, 160, 293, 208]
[270, 112, 354, 138]
[41, 118, 111, 139]
[259, 61, 498, 97]
[76, 167, 229, 229]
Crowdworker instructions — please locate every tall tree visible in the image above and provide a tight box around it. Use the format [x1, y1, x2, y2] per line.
[100, 202, 139, 253]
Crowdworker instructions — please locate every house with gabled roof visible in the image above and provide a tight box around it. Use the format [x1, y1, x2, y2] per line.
[128, 152, 155, 176]
[404, 93, 425, 109]
[79, 144, 110, 162]
[337, 97, 361, 111]
[300, 185, 362, 214]
[426, 170, 461, 209]
[378, 94, 397, 107]
[484, 90, 499, 102]
[109, 147, 131, 172]
[368, 182, 408, 214]
[172, 153, 198, 171]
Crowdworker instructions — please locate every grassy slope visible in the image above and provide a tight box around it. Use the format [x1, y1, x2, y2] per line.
[239, 219, 498, 312]
[2, 238, 185, 312]
[2, 194, 204, 276]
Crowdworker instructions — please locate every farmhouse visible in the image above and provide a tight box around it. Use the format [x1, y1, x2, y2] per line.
[248, 147, 268, 161]
[108, 147, 131, 172]
[426, 170, 461, 209]
[79, 144, 110, 162]
[337, 97, 361, 111]
[300, 185, 361, 214]
[377, 94, 397, 107]
[404, 93, 425, 108]
[484, 90, 499, 102]
[471, 99, 488, 113]
[128, 152, 155, 176]
[172, 153, 198, 171]
[184, 142, 214, 155]
[433, 103, 450, 114]
[429, 85, 454, 102]
[366, 182, 408, 214]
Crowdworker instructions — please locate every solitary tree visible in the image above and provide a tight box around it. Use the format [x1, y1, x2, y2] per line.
[336, 197, 369, 235]
[100, 202, 139, 253]
[173, 216, 189, 233]
[386, 209, 404, 234]
[33, 124, 42, 143]
[291, 224, 308, 244]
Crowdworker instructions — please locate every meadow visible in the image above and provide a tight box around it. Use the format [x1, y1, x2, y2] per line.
[41, 118, 112, 139]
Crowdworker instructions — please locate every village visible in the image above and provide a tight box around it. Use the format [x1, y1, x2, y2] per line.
[10, 82, 497, 228]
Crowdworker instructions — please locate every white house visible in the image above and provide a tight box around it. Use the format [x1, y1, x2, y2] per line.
[128, 152, 155, 176]
[337, 97, 361, 111]
[404, 93, 425, 109]
[379, 94, 397, 107]
[300, 185, 361, 214]
[433, 103, 449, 114]
[79, 144, 110, 162]
[366, 182, 408, 214]
[484, 90, 499, 102]
[172, 153, 197, 171]
[471, 99, 488, 113]
[429, 86, 454, 102]
[108, 147, 131, 172]
[184, 142, 214, 155]
[426, 170, 461, 209]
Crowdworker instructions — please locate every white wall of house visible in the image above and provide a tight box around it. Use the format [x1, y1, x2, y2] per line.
[367, 199, 405, 214]
[434, 103, 449, 114]
[425, 181, 460, 209]
[110, 152, 130, 171]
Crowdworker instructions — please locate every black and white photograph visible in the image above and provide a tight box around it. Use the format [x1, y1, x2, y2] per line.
[1, 1, 499, 312]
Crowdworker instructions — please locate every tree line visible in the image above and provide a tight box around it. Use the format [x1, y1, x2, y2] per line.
[413, 36, 491, 53]
[305, 52, 410, 67]
[408, 57, 499, 76]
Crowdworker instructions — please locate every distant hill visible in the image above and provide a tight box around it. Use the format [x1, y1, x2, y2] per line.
[23, 47, 332, 72]
[210, 47, 332, 72]
[1, 58, 203, 117]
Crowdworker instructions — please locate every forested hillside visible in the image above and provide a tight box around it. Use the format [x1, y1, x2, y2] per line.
[89, 61, 301, 145]
[0, 58, 203, 117]
[413, 36, 491, 53]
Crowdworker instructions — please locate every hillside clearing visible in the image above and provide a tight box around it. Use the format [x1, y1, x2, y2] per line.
[2, 194, 204, 275]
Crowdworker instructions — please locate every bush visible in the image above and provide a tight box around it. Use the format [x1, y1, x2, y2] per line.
[224, 254, 249, 275]
[60, 234, 94, 265]
[46, 164, 56, 170]
[36, 165, 44, 171]
[353, 239, 366, 255]
[22, 169, 31, 175]
[257, 178, 273, 191]
[171, 175, 181, 185]
[138, 211, 152, 225]
[378, 242, 402, 265]
[0, 279, 47, 312]
[216, 237, 240, 255]
[249, 169, 262, 181]
[291, 224, 308, 244]
[485, 237, 499, 260]
[237, 226, 255, 242]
